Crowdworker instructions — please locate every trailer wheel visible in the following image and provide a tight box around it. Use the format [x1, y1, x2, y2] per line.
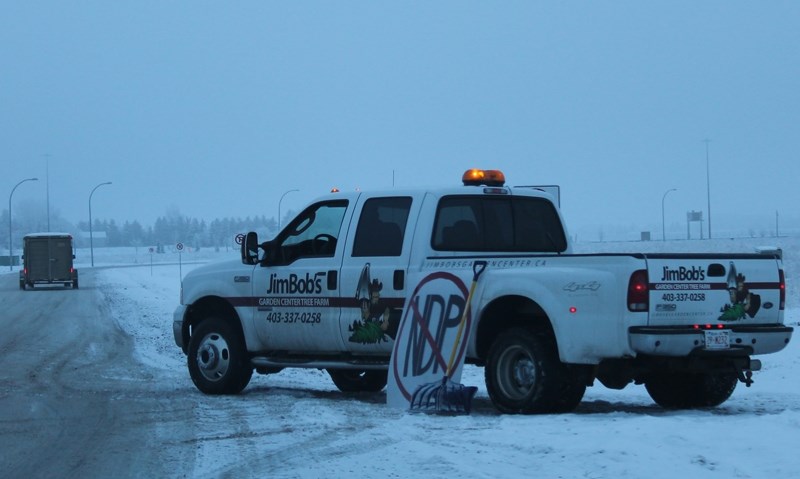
[485, 328, 563, 414]
[19, 280, 26, 290]
[188, 316, 252, 394]
[645, 372, 738, 409]
[327, 369, 387, 392]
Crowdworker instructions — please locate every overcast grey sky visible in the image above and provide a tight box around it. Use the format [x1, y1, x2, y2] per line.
[3, 1, 798, 241]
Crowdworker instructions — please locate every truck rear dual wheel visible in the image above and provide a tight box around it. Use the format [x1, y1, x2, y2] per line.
[485, 328, 585, 414]
[188, 316, 253, 394]
[327, 369, 387, 393]
[645, 372, 738, 409]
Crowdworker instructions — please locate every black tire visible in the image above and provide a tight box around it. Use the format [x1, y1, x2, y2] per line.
[327, 369, 387, 392]
[485, 328, 564, 414]
[20, 280, 25, 290]
[552, 364, 589, 413]
[187, 316, 253, 394]
[645, 372, 738, 409]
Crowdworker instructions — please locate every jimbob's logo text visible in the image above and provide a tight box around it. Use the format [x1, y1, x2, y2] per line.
[266, 272, 325, 294]
[660, 266, 706, 282]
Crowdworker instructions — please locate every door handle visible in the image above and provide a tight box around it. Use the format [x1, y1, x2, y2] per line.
[393, 270, 404, 290]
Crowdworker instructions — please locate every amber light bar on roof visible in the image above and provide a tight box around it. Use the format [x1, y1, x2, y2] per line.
[462, 169, 506, 187]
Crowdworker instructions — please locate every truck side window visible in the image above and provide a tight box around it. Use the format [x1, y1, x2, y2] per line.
[432, 195, 566, 252]
[352, 197, 412, 257]
[432, 197, 484, 250]
[483, 198, 514, 249]
[513, 197, 567, 252]
[274, 200, 348, 264]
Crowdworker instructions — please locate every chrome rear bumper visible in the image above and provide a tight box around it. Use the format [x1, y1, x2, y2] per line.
[629, 324, 793, 356]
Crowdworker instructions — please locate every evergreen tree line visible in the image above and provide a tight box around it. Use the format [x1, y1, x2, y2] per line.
[0, 212, 275, 252]
[1, 201, 292, 253]
[75, 215, 279, 249]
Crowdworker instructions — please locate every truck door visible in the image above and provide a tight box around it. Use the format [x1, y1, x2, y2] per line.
[48, 236, 74, 281]
[251, 199, 351, 352]
[25, 237, 51, 282]
[339, 195, 417, 354]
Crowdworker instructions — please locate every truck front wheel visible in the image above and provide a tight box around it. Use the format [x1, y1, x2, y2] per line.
[645, 372, 738, 409]
[188, 316, 253, 394]
[327, 369, 387, 392]
[485, 328, 564, 414]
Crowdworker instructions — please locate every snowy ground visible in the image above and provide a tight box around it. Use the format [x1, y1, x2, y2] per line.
[81, 237, 800, 478]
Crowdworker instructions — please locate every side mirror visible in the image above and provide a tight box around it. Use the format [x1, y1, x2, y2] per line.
[241, 232, 260, 265]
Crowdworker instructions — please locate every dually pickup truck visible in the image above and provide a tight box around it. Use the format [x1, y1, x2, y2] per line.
[173, 169, 792, 414]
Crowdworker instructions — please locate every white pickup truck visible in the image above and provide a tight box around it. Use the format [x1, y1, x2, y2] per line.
[173, 169, 792, 413]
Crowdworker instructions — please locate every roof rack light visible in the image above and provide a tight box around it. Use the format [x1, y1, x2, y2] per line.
[462, 169, 505, 187]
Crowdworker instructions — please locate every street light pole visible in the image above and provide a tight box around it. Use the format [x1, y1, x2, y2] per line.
[89, 182, 112, 267]
[8, 177, 38, 271]
[278, 189, 299, 231]
[662, 188, 677, 241]
[44, 154, 51, 231]
[704, 139, 712, 239]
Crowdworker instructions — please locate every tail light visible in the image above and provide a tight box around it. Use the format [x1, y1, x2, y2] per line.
[627, 269, 649, 312]
[693, 324, 725, 330]
[779, 269, 785, 310]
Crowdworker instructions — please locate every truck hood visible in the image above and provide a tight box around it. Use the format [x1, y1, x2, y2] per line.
[182, 258, 255, 304]
[184, 258, 251, 280]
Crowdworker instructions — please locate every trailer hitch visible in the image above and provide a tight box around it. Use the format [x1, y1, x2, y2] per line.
[738, 369, 754, 387]
[736, 359, 761, 388]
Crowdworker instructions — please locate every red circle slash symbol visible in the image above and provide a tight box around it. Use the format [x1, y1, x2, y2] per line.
[391, 271, 469, 401]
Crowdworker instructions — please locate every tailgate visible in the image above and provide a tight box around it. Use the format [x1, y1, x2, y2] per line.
[646, 254, 783, 327]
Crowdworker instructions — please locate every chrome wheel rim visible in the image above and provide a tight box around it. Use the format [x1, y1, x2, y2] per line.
[496, 345, 536, 400]
[195, 332, 230, 382]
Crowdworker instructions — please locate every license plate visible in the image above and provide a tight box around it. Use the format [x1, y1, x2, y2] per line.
[704, 330, 730, 349]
